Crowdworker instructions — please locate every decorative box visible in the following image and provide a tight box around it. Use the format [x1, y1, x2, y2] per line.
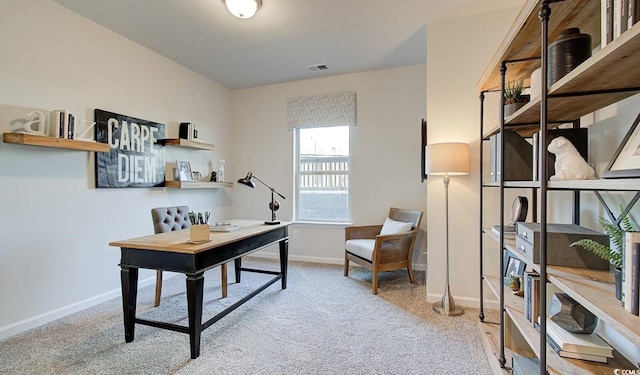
[515, 222, 609, 270]
[190, 224, 210, 242]
[512, 354, 539, 375]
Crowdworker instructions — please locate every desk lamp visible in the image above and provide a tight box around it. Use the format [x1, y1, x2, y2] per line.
[238, 171, 286, 225]
[425, 142, 469, 316]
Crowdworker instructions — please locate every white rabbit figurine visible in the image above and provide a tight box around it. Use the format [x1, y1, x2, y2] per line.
[547, 136, 595, 180]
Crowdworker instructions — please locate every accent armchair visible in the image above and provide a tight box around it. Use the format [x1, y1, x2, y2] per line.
[344, 207, 423, 294]
[151, 206, 228, 307]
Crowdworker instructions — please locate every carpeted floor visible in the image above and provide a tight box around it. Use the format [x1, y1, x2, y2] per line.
[0, 258, 495, 375]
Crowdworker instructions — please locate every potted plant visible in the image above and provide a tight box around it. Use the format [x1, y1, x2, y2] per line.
[570, 210, 638, 300]
[504, 79, 527, 117]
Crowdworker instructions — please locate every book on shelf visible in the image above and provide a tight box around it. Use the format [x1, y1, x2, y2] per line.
[602, 0, 614, 48]
[545, 318, 614, 358]
[628, 0, 640, 28]
[50, 109, 68, 138]
[67, 113, 75, 139]
[624, 232, 640, 315]
[524, 271, 540, 324]
[545, 331, 609, 363]
[614, 0, 629, 39]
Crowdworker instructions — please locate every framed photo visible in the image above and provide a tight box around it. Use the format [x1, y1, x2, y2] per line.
[176, 160, 193, 181]
[602, 112, 640, 179]
[503, 250, 525, 284]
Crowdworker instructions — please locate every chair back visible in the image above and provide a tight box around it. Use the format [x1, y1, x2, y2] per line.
[151, 206, 191, 234]
[388, 207, 423, 230]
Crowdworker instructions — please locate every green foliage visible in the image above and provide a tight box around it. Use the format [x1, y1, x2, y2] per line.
[570, 208, 639, 268]
[504, 79, 525, 104]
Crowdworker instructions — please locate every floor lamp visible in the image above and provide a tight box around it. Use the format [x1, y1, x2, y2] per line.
[425, 142, 470, 316]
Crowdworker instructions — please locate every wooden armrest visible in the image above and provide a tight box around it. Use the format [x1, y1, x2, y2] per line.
[374, 230, 418, 263]
[345, 225, 382, 240]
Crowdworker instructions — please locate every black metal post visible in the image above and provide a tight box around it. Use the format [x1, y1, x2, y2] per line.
[479, 90, 486, 322]
[539, 1, 556, 373]
[499, 61, 507, 369]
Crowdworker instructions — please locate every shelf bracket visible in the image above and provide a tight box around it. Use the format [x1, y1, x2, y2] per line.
[594, 191, 640, 226]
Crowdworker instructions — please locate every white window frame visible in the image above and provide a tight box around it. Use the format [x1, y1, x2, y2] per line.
[294, 126, 351, 223]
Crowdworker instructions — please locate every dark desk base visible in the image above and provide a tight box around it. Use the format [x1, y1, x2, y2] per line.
[119, 227, 288, 359]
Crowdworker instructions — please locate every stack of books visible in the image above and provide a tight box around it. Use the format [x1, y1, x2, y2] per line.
[541, 319, 614, 363]
[601, 0, 640, 49]
[209, 223, 242, 232]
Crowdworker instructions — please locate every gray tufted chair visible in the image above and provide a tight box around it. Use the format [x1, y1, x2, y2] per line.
[151, 206, 228, 307]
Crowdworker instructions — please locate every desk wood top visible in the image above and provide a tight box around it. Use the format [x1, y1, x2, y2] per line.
[109, 220, 290, 255]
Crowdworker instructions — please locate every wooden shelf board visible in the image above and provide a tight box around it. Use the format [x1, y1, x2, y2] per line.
[484, 276, 634, 374]
[477, 320, 528, 374]
[486, 232, 640, 349]
[477, 0, 600, 92]
[483, 12, 640, 129]
[164, 181, 232, 189]
[3, 133, 109, 152]
[158, 138, 215, 150]
[483, 179, 640, 191]
[548, 266, 640, 348]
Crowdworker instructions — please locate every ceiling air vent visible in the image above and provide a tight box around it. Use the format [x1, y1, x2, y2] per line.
[306, 64, 329, 72]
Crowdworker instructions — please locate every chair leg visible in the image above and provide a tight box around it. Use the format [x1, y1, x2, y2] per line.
[221, 263, 228, 298]
[407, 266, 416, 284]
[372, 270, 378, 295]
[344, 252, 349, 276]
[154, 270, 163, 307]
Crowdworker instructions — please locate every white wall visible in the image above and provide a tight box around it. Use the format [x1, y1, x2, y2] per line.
[0, 0, 232, 339]
[230, 66, 428, 265]
[426, 7, 521, 307]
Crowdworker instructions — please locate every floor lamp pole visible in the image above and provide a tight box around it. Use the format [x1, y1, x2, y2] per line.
[433, 174, 464, 316]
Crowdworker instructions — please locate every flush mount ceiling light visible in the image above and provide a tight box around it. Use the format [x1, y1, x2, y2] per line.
[224, 0, 262, 19]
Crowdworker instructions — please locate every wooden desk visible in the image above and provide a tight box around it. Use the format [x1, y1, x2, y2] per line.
[109, 220, 290, 359]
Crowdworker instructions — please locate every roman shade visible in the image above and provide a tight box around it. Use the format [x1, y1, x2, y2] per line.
[287, 91, 356, 129]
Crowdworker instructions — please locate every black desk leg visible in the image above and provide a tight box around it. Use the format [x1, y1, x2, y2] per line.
[280, 238, 288, 289]
[186, 273, 204, 359]
[121, 265, 138, 343]
[234, 258, 242, 283]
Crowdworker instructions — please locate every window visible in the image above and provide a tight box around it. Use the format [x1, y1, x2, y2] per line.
[295, 126, 350, 222]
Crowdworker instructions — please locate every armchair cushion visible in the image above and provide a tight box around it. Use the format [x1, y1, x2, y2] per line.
[380, 217, 413, 235]
[345, 239, 376, 261]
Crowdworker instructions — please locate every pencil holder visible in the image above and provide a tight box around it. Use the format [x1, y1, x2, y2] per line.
[190, 225, 210, 242]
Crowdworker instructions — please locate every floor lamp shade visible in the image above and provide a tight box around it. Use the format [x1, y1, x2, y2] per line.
[425, 142, 469, 176]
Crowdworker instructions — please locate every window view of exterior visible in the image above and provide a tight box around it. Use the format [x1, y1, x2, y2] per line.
[296, 126, 350, 222]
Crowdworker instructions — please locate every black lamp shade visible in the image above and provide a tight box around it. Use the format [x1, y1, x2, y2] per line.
[237, 172, 256, 188]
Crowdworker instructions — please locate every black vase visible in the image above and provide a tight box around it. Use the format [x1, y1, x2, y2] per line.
[548, 28, 592, 87]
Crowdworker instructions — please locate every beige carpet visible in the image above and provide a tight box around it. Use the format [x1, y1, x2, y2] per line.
[0, 258, 495, 375]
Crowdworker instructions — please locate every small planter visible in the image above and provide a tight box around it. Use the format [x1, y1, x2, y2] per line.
[504, 102, 526, 118]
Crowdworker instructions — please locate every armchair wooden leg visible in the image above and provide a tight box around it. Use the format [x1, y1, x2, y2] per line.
[407, 266, 416, 284]
[372, 271, 378, 295]
[154, 270, 163, 307]
[344, 252, 349, 276]
[221, 263, 228, 298]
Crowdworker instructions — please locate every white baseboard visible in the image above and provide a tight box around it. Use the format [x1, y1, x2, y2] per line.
[0, 275, 157, 341]
[426, 292, 499, 310]
[250, 252, 427, 271]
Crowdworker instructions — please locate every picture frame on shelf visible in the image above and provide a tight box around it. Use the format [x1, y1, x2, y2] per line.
[602, 112, 640, 179]
[176, 160, 193, 181]
[503, 250, 525, 285]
